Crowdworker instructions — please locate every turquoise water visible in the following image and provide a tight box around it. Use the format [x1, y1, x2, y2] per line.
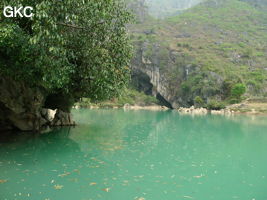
[1, 109, 267, 200]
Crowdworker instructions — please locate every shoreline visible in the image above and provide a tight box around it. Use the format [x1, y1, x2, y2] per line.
[74, 104, 170, 111]
[73, 104, 267, 116]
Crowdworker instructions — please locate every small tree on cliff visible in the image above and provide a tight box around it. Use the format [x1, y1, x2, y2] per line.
[0, 0, 132, 111]
[230, 83, 246, 103]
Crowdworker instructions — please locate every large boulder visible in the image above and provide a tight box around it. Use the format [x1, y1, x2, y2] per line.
[0, 76, 75, 132]
[51, 109, 75, 126]
[0, 76, 44, 131]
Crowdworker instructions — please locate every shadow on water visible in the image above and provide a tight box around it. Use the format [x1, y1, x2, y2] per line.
[0, 127, 81, 165]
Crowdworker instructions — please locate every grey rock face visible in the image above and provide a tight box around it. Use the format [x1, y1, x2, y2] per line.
[51, 110, 75, 127]
[131, 40, 227, 108]
[0, 76, 44, 131]
[41, 108, 57, 123]
[0, 76, 75, 132]
[131, 42, 180, 108]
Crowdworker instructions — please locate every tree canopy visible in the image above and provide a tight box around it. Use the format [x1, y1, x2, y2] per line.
[0, 0, 132, 102]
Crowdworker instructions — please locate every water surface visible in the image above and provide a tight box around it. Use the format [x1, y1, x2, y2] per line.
[1, 109, 267, 200]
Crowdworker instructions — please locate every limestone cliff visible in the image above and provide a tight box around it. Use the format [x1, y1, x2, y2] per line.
[131, 40, 225, 108]
[130, 0, 267, 108]
[0, 76, 75, 132]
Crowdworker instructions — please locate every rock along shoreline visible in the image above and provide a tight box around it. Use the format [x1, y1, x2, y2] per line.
[74, 104, 267, 115]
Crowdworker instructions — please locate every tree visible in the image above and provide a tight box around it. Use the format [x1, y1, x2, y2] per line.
[194, 96, 204, 108]
[231, 83, 246, 100]
[0, 0, 132, 111]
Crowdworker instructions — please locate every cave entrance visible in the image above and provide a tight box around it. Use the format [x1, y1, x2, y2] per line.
[131, 69, 173, 109]
[156, 93, 173, 109]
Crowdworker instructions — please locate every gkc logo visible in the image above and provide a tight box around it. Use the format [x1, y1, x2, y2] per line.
[3, 6, 34, 18]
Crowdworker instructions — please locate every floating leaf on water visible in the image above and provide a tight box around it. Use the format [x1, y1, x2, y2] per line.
[54, 184, 63, 190]
[193, 174, 204, 179]
[183, 196, 193, 199]
[58, 172, 71, 177]
[102, 187, 111, 192]
[0, 179, 7, 183]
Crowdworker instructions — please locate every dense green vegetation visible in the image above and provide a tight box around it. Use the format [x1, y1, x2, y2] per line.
[75, 89, 159, 108]
[0, 0, 132, 111]
[130, 0, 267, 107]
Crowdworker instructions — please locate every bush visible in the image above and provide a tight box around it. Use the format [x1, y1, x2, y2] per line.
[231, 83, 246, 99]
[194, 96, 204, 107]
[206, 100, 226, 110]
[181, 83, 191, 93]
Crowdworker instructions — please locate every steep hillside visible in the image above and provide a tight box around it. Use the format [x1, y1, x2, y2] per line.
[130, 0, 267, 108]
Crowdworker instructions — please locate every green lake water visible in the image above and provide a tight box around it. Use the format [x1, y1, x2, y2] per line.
[1, 109, 267, 200]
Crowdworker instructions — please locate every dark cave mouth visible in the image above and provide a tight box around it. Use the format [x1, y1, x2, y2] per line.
[156, 93, 173, 109]
[131, 70, 173, 109]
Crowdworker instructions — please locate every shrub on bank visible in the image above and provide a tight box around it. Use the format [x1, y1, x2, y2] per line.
[194, 96, 205, 108]
[206, 100, 226, 110]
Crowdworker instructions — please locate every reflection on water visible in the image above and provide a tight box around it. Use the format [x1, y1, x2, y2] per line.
[1, 109, 267, 200]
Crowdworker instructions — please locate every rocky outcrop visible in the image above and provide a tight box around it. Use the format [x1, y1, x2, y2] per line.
[41, 108, 56, 122]
[132, 63, 176, 108]
[131, 40, 228, 109]
[0, 76, 45, 131]
[131, 41, 200, 108]
[51, 110, 75, 126]
[131, 41, 179, 108]
[178, 106, 233, 115]
[0, 76, 75, 132]
[130, 0, 267, 109]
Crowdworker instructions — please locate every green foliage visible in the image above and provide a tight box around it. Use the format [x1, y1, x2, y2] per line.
[228, 98, 241, 104]
[181, 82, 191, 93]
[75, 89, 159, 108]
[118, 89, 158, 106]
[0, 0, 132, 102]
[206, 99, 226, 110]
[231, 83, 246, 98]
[242, 49, 254, 58]
[194, 96, 204, 107]
[131, 0, 267, 106]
